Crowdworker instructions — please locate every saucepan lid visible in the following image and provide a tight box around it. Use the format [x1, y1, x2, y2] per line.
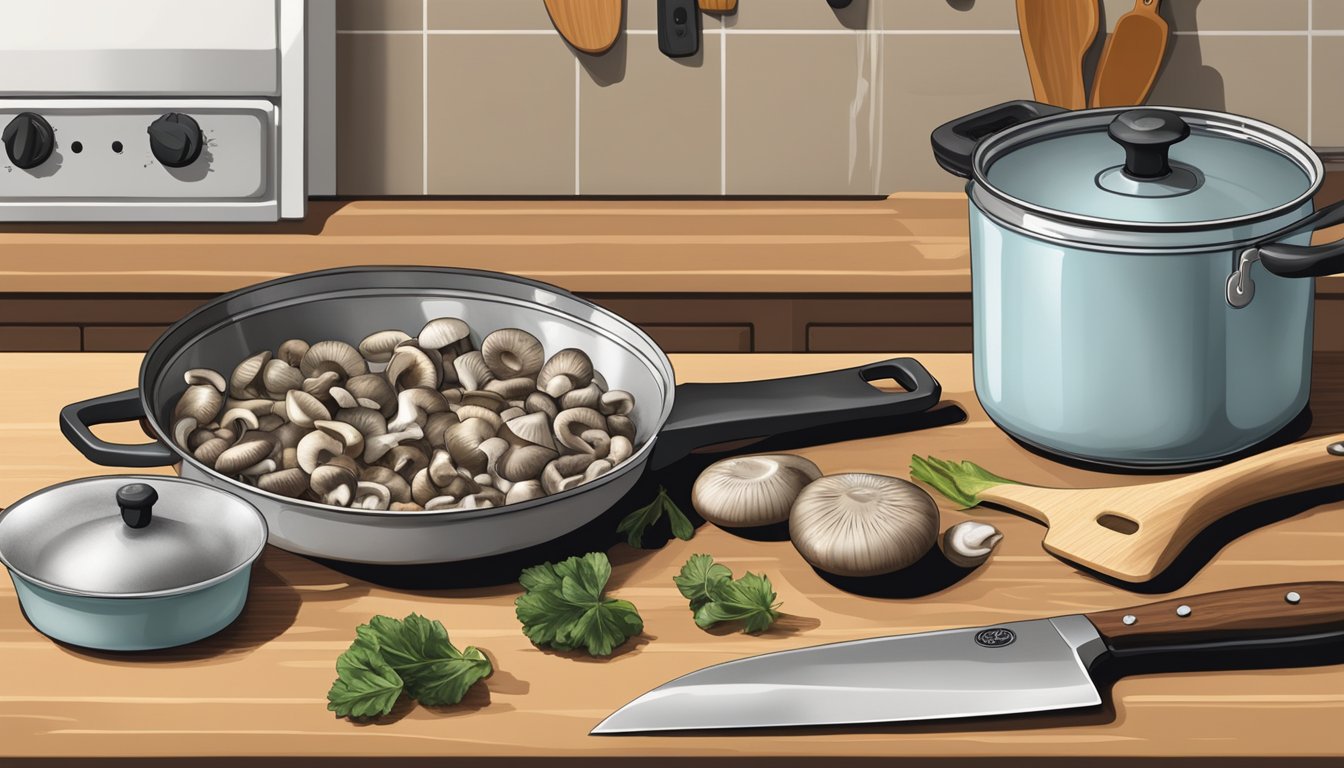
[0, 476, 267, 598]
[971, 106, 1322, 249]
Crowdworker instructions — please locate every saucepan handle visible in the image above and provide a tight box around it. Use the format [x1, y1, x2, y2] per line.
[931, 100, 1068, 179]
[1254, 197, 1344, 278]
[652, 357, 941, 470]
[59, 389, 179, 468]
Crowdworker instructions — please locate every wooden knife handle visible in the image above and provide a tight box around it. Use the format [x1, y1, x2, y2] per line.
[1087, 582, 1344, 651]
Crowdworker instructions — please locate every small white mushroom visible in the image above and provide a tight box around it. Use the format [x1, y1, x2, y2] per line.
[277, 339, 310, 367]
[214, 435, 276, 476]
[608, 435, 634, 465]
[173, 384, 224, 425]
[386, 344, 440, 391]
[452, 350, 495, 391]
[789, 473, 940, 578]
[552, 407, 607, 454]
[229, 351, 271, 399]
[300, 340, 367, 379]
[537, 348, 593, 398]
[354, 481, 393, 510]
[692, 454, 822, 528]
[583, 459, 613, 481]
[217, 407, 260, 437]
[358, 329, 412, 364]
[599, 389, 634, 416]
[387, 387, 449, 432]
[238, 458, 277, 478]
[297, 429, 345, 474]
[480, 328, 545, 379]
[418, 317, 472, 356]
[257, 467, 309, 498]
[314, 419, 365, 459]
[505, 479, 545, 504]
[362, 423, 425, 464]
[285, 389, 331, 429]
[184, 368, 227, 392]
[941, 521, 1003, 569]
[262, 359, 304, 398]
[173, 416, 198, 451]
[329, 386, 358, 409]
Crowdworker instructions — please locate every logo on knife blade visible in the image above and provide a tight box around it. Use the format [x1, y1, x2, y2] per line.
[974, 628, 1016, 648]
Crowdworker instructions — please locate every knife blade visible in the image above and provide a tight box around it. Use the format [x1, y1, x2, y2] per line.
[593, 581, 1344, 734]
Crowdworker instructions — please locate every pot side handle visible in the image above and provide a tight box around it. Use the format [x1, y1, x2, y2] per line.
[931, 100, 1067, 179]
[651, 357, 941, 470]
[59, 389, 178, 468]
[1257, 198, 1344, 278]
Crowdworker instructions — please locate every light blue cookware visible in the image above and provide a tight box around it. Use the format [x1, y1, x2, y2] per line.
[0, 476, 267, 651]
[933, 103, 1344, 468]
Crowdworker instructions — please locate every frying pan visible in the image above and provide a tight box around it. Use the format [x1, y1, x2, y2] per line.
[59, 267, 941, 564]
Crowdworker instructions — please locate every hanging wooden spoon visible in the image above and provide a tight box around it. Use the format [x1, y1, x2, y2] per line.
[698, 0, 737, 11]
[1090, 0, 1169, 107]
[1016, 0, 1100, 110]
[543, 0, 623, 55]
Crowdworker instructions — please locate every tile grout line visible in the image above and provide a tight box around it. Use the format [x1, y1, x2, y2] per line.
[334, 28, 1344, 37]
[1308, 0, 1314, 145]
[574, 58, 581, 196]
[421, 0, 429, 195]
[720, 24, 727, 196]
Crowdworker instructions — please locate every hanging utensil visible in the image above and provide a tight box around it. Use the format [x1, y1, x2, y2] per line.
[595, 581, 1344, 733]
[1016, 0, 1100, 109]
[698, 0, 736, 11]
[1091, 0, 1169, 107]
[543, 0, 622, 55]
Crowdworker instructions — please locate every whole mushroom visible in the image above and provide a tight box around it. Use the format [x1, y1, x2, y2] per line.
[789, 473, 940, 577]
[941, 520, 1003, 568]
[692, 454, 822, 528]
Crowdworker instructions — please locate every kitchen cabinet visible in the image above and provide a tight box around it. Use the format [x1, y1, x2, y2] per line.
[2, 351, 1342, 765]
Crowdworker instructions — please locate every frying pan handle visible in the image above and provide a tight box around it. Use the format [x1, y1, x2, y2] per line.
[59, 389, 178, 468]
[652, 357, 941, 470]
[931, 100, 1068, 178]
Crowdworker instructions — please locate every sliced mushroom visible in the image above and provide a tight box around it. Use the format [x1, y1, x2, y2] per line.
[424, 495, 460, 511]
[297, 429, 345, 474]
[498, 406, 527, 422]
[345, 374, 397, 417]
[418, 317, 472, 356]
[606, 414, 636, 442]
[239, 458, 277, 478]
[580, 429, 611, 460]
[381, 444, 429, 478]
[454, 404, 503, 430]
[386, 344, 439, 391]
[583, 459, 613, 482]
[262, 359, 304, 398]
[390, 502, 425, 512]
[314, 419, 364, 458]
[215, 435, 276, 476]
[188, 427, 216, 452]
[460, 487, 506, 509]
[217, 407, 260, 437]
[537, 348, 593, 398]
[354, 481, 392, 510]
[173, 384, 224, 425]
[193, 437, 231, 467]
[302, 370, 342, 402]
[276, 339, 310, 367]
[499, 411, 557, 451]
[599, 390, 634, 416]
[541, 460, 586, 495]
[459, 390, 508, 412]
[272, 421, 307, 450]
[481, 328, 545, 379]
[524, 391, 559, 421]
[258, 467, 309, 498]
[256, 413, 285, 432]
[423, 410, 459, 447]
[329, 386, 358, 409]
[608, 435, 634, 465]
[184, 368, 227, 392]
[286, 389, 331, 429]
[358, 329, 411, 364]
[224, 398, 275, 417]
[553, 407, 607, 454]
[362, 423, 424, 464]
[484, 376, 537, 400]
[506, 479, 545, 504]
[411, 468, 438, 506]
[387, 387, 450, 432]
[173, 416, 198, 451]
[229, 351, 271, 399]
[300, 340, 367, 379]
[360, 466, 412, 503]
[559, 383, 603, 411]
[452, 350, 495, 392]
[311, 462, 358, 507]
[428, 448, 458, 487]
[335, 406, 388, 440]
[444, 417, 496, 475]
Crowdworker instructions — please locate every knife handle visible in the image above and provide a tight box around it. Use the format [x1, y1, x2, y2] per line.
[1087, 582, 1344, 652]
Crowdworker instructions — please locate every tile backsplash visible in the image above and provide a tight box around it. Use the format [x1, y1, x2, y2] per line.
[336, 0, 1344, 196]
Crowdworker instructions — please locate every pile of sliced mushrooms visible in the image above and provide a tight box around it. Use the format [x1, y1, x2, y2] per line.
[692, 455, 1002, 576]
[168, 319, 637, 512]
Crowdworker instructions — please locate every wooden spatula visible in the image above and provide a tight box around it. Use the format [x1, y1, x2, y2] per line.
[1091, 0, 1168, 107]
[544, 0, 623, 55]
[932, 435, 1344, 583]
[1016, 0, 1100, 109]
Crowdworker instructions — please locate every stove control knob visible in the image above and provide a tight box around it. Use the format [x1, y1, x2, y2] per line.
[2, 112, 55, 170]
[147, 113, 204, 168]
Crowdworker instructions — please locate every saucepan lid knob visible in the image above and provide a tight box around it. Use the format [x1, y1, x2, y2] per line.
[116, 482, 158, 529]
[1108, 109, 1191, 180]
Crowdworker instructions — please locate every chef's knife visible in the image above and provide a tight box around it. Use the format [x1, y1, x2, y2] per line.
[593, 582, 1344, 734]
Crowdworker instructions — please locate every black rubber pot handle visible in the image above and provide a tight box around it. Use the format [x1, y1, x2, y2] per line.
[651, 357, 941, 470]
[1257, 198, 1344, 278]
[59, 389, 178, 468]
[931, 100, 1068, 179]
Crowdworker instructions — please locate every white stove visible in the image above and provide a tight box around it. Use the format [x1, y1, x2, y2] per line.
[0, 0, 333, 222]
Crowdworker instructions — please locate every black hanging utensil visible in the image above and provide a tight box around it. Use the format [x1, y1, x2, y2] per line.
[658, 0, 700, 58]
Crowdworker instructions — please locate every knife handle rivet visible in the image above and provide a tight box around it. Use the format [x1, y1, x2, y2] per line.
[1286, 591, 1302, 604]
[1122, 614, 1137, 625]
[1175, 605, 1192, 617]
[1327, 442, 1344, 456]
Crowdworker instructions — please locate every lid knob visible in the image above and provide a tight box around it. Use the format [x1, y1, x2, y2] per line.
[1108, 109, 1190, 180]
[116, 483, 158, 529]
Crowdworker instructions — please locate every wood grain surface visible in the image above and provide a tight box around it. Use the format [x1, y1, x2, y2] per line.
[543, 0, 622, 54]
[1, 353, 1343, 765]
[1088, 582, 1344, 649]
[1016, 0, 1099, 109]
[1090, 0, 1168, 108]
[0, 196, 1340, 297]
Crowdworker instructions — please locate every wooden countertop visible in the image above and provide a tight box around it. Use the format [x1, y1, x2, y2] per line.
[2, 196, 1343, 296]
[2, 352, 1344, 766]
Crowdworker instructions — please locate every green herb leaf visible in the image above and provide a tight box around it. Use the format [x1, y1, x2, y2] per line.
[359, 614, 493, 707]
[695, 572, 781, 634]
[910, 455, 1018, 509]
[665, 494, 695, 541]
[515, 552, 644, 657]
[326, 636, 404, 719]
[673, 553, 733, 611]
[617, 487, 695, 547]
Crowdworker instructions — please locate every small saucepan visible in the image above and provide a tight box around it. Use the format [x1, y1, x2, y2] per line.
[0, 476, 267, 651]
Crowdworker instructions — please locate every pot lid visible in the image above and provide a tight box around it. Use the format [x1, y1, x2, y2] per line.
[978, 107, 1320, 228]
[0, 476, 267, 598]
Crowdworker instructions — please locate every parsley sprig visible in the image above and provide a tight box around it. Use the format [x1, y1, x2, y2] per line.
[515, 552, 644, 657]
[617, 486, 694, 547]
[326, 613, 492, 719]
[674, 554, 781, 634]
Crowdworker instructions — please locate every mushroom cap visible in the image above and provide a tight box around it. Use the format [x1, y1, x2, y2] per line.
[692, 454, 823, 528]
[941, 520, 1003, 569]
[789, 473, 939, 577]
[480, 328, 545, 379]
